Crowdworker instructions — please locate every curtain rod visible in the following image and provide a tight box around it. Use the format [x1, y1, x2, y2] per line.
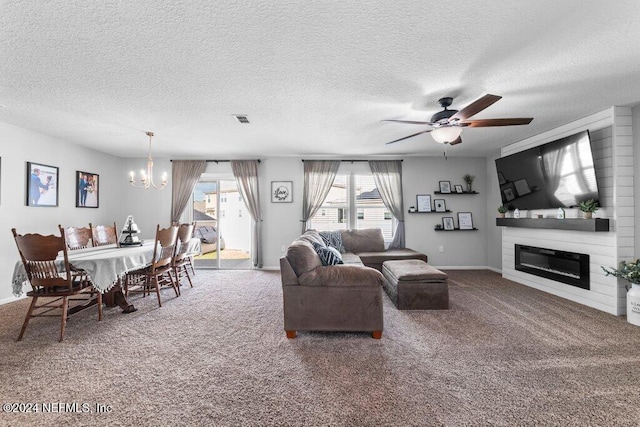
[170, 160, 261, 163]
[301, 159, 402, 163]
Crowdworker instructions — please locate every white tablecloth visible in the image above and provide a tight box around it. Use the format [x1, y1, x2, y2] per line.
[12, 238, 201, 296]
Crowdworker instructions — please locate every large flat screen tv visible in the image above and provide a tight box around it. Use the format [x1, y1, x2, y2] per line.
[495, 130, 600, 210]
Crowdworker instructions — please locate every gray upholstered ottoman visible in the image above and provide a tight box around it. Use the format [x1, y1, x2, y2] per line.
[382, 260, 449, 310]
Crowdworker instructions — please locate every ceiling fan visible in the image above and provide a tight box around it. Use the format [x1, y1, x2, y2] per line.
[382, 94, 533, 145]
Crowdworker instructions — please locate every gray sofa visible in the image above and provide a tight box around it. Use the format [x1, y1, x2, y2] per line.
[279, 228, 427, 338]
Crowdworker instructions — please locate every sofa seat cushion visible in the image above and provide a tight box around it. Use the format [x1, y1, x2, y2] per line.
[341, 228, 385, 253]
[286, 240, 322, 276]
[340, 252, 364, 266]
[357, 249, 428, 272]
[298, 265, 384, 288]
[383, 259, 448, 282]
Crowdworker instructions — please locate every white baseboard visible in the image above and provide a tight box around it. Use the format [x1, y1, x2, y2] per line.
[259, 266, 280, 271]
[0, 295, 25, 306]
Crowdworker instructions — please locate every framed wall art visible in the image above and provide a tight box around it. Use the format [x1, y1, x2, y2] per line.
[434, 199, 447, 212]
[76, 170, 99, 208]
[26, 161, 58, 207]
[458, 212, 474, 230]
[272, 181, 293, 203]
[416, 194, 432, 212]
[454, 184, 464, 193]
[442, 216, 455, 230]
[439, 181, 451, 193]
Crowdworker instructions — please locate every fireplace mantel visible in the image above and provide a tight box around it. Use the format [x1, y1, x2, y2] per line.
[496, 218, 609, 232]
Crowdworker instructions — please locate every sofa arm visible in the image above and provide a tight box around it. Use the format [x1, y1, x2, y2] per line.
[298, 265, 384, 288]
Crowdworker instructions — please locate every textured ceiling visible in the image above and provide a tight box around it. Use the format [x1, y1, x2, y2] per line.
[1, 1, 640, 159]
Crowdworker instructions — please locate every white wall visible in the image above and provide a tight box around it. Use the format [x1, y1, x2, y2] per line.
[0, 122, 122, 303]
[403, 157, 488, 268]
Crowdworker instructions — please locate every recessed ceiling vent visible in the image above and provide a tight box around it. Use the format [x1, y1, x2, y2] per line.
[233, 114, 250, 124]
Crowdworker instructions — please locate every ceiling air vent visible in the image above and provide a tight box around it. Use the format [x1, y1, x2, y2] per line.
[233, 114, 250, 124]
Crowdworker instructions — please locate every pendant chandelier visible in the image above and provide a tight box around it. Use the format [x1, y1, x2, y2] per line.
[129, 131, 168, 190]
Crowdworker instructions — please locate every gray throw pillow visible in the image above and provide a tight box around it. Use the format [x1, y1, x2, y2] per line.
[312, 242, 344, 266]
[319, 230, 346, 253]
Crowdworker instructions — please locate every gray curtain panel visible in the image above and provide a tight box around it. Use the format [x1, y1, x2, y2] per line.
[301, 160, 340, 234]
[230, 160, 263, 268]
[369, 160, 405, 248]
[171, 160, 207, 223]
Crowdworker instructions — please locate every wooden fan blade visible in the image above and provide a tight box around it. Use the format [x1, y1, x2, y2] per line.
[450, 94, 502, 121]
[449, 136, 462, 145]
[382, 119, 434, 125]
[385, 129, 432, 145]
[460, 118, 533, 127]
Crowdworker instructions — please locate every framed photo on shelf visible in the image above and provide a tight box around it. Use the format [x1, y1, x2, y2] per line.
[434, 199, 446, 212]
[442, 216, 455, 230]
[514, 178, 531, 196]
[26, 161, 58, 207]
[76, 171, 99, 208]
[271, 181, 293, 203]
[439, 181, 451, 193]
[458, 212, 474, 230]
[416, 194, 432, 212]
[454, 184, 464, 193]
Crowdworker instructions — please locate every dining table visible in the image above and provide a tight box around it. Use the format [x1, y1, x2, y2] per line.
[12, 238, 201, 313]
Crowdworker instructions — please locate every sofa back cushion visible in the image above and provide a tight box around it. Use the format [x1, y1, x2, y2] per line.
[341, 228, 385, 253]
[286, 240, 322, 276]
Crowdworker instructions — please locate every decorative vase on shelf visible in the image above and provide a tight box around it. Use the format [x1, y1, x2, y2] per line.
[628, 283, 640, 326]
[583, 211, 593, 219]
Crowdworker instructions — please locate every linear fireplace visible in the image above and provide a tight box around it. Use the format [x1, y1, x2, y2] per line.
[515, 245, 590, 290]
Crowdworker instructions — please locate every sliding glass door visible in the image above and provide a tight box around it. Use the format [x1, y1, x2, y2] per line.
[191, 178, 252, 269]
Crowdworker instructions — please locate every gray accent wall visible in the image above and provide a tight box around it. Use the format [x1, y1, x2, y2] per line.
[0, 122, 123, 303]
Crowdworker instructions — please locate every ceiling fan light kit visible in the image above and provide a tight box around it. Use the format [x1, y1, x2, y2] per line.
[431, 126, 462, 144]
[383, 94, 533, 146]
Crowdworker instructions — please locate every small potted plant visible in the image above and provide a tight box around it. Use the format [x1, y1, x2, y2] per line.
[579, 199, 598, 219]
[602, 260, 640, 326]
[497, 205, 508, 218]
[463, 174, 475, 193]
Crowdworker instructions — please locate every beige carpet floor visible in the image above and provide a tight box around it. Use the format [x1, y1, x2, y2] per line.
[1, 269, 639, 426]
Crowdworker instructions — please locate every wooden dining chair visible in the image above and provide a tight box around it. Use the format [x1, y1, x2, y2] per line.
[63, 225, 92, 250]
[172, 222, 195, 292]
[124, 225, 179, 307]
[12, 226, 103, 342]
[90, 222, 119, 247]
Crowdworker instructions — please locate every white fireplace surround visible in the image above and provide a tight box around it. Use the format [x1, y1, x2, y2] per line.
[500, 107, 633, 316]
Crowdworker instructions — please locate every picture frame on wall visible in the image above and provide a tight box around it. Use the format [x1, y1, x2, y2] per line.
[271, 181, 293, 203]
[76, 170, 99, 208]
[434, 199, 446, 212]
[416, 194, 432, 212]
[442, 216, 455, 230]
[439, 181, 451, 193]
[26, 161, 59, 207]
[458, 212, 474, 230]
[454, 184, 464, 193]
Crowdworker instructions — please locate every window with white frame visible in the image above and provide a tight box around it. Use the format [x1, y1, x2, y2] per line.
[308, 173, 395, 241]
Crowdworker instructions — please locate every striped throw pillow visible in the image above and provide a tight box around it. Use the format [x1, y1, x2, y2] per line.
[312, 242, 344, 266]
[319, 231, 345, 253]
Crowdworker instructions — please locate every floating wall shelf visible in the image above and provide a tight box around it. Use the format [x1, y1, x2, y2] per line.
[495, 218, 609, 232]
